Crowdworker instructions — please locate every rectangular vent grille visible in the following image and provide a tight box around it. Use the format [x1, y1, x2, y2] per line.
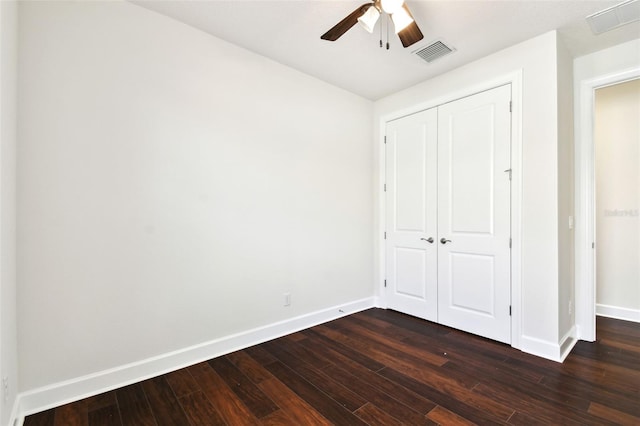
[414, 41, 454, 63]
[587, 0, 640, 34]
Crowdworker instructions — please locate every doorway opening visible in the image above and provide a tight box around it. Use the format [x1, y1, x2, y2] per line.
[594, 79, 640, 323]
[576, 67, 640, 342]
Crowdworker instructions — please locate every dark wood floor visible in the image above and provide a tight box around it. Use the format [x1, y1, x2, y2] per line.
[25, 309, 639, 425]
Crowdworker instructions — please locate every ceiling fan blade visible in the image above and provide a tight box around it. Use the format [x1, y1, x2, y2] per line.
[321, 3, 372, 41]
[397, 4, 424, 48]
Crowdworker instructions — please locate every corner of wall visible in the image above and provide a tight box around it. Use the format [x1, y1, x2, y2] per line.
[556, 33, 576, 342]
[0, 1, 20, 425]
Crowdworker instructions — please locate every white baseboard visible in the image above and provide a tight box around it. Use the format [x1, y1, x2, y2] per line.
[559, 325, 578, 362]
[8, 394, 20, 426]
[520, 334, 563, 362]
[596, 304, 640, 323]
[520, 325, 578, 363]
[14, 297, 376, 424]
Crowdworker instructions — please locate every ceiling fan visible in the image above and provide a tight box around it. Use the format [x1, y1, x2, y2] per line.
[321, 0, 424, 48]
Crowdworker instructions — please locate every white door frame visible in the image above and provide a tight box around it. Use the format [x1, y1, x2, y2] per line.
[574, 66, 640, 342]
[377, 70, 523, 349]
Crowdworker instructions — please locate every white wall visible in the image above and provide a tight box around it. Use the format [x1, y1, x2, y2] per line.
[17, 0, 373, 393]
[557, 36, 575, 341]
[375, 31, 563, 356]
[595, 79, 640, 313]
[0, 1, 19, 424]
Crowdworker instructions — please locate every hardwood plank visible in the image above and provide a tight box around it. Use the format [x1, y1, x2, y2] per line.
[86, 392, 118, 412]
[354, 403, 404, 426]
[24, 409, 55, 426]
[359, 308, 451, 338]
[588, 401, 640, 426]
[597, 317, 640, 339]
[572, 339, 640, 369]
[284, 332, 307, 342]
[244, 345, 277, 365]
[53, 402, 87, 426]
[312, 325, 455, 390]
[267, 336, 332, 369]
[178, 391, 226, 426]
[378, 366, 512, 425]
[540, 372, 640, 417]
[508, 411, 572, 426]
[115, 384, 156, 426]
[321, 363, 436, 425]
[473, 382, 585, 426]
[208, 356, 278, 418]
[262, 341, 367, 412]
[88, 405, 122, 426]
[301, 328, 386, 372]
[141, 376, 190, 426]
[426, 405, 477, 426]
[264, 361, 369, 426]
[297, 335, 439, 417]
[257, 378, 332, 426]
[259, 409, 296, 426]
[165, 368, 201, 398]
[226, 350, 273, 384]
[600, 337, 640, 354]
[189, 360, 261, 425]
[326, 320, 449, 368]
[502, 356, 619, 414]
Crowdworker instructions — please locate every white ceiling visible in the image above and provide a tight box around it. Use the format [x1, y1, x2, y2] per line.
[131, 0, 640, 100]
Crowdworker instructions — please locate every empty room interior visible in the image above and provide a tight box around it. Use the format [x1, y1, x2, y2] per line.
[1, 0, 639, 425]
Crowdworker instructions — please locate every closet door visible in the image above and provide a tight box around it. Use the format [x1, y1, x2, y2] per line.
[385, 108, 438, 322]
[437, 85, 512, 344]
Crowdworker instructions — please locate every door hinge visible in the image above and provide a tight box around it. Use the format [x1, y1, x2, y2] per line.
[504, 168, 512, 181]
[384, 135, 387, 144]
[509, 238, 512, 249]
[384, 183, 387, 192]
[384, 279, 387, 288]
[592, 242, 595, 249]
[384, 232, 387, 240]
[509, 101, 512, 112]
[509, 305, 512, 316]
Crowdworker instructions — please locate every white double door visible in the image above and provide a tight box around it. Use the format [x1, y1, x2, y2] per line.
[385, 85, 512, 344]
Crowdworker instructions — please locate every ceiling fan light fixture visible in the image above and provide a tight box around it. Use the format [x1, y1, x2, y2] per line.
[381, 0, 403, 14]
[358, 5, 380, 33]
[391, 7, 413, 33]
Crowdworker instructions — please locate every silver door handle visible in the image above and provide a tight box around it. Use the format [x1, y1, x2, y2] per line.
[420, 237, 434, 244]
[440, 238, 452, 244]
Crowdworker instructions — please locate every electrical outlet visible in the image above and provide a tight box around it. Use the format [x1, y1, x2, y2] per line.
[284, 293, 291, 307]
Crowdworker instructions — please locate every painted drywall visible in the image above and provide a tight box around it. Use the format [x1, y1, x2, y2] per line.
[557, 36, 575, 340]
[574, 38, 640, 337]
[595, 79, 640, 313]
[17, 0, 373, 392]
[375, 32, 561, 351]
[0, 1, 19, 424]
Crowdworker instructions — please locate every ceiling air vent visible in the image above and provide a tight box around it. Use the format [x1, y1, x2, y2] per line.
[414, 40, 455, 63]
[586, 0, 640, 34]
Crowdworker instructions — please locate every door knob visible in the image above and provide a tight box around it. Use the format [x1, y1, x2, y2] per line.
[440, 238, 452, 244]
[421, 237, 434, 244]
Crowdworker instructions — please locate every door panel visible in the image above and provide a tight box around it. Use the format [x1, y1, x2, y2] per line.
[437, 85, 512, 344]
[449, 104, 495, 234]
[449, 253, 495, 316]
[385, 108, 438, 322]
